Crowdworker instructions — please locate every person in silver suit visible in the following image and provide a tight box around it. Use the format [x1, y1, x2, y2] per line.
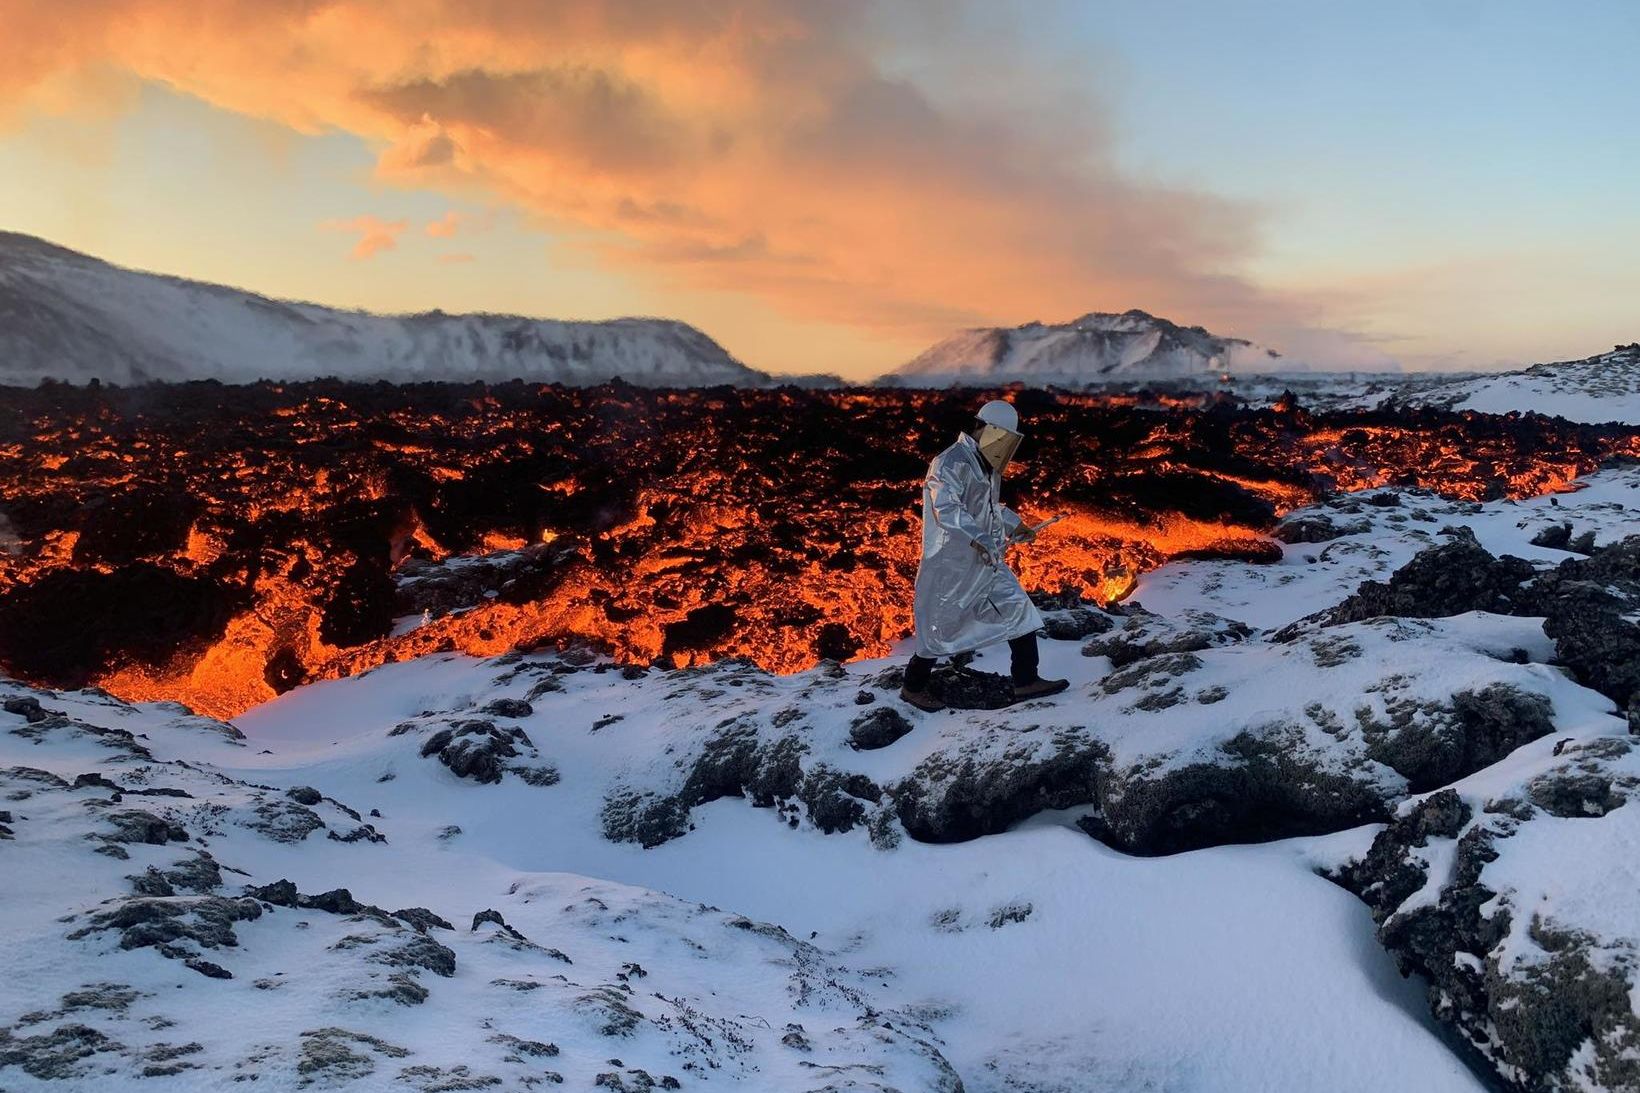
[900, 400, 1068, 712]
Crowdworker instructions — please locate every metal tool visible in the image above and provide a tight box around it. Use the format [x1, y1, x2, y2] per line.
[1011, 513, 1068, 544]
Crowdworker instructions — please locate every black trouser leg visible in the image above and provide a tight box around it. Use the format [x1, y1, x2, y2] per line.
[904, 654, 936, 692]
[1008, 634, 1040, 685]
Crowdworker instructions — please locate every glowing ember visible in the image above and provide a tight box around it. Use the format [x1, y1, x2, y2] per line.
[2, 380, 1635, 718]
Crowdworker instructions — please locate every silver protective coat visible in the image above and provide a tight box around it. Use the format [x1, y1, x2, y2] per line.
[912, 433, 1044, 658]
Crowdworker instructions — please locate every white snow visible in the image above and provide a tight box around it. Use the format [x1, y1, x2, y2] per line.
[1440, 345, 1640, 425]
[1301, 345, 1640, 425]
[1, 657, 1483, 1092]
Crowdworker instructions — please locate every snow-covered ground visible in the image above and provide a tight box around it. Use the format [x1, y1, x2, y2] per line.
[0, 232, 766, 388]
[1423, 343, 1640, 426]
[0, 660, 1480, 1092]
[4, 465, 1640, 1090]
[1221, 344, 1640, 425]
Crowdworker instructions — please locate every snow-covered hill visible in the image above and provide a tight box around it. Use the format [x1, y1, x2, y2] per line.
[0, 232, 768, 387]
[1402, 343, 1640, 425]
[887, 308, 1289, 386]
[5, 464, 1640, 1090]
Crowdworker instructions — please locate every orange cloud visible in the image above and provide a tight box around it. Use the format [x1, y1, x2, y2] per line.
[321, 215, 408, 260]
[0, 1, 1325, 344]
[381, 116, 462, 174]
[426, 211, 463, 238]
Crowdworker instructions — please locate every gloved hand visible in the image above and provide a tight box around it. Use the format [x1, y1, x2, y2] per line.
[971, 540, 996, 566]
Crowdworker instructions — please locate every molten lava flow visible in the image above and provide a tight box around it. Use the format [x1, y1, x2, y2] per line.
[2, 380, 1636, 719]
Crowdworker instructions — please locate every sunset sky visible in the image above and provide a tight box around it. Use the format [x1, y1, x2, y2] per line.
[1, 0, 1635, 379]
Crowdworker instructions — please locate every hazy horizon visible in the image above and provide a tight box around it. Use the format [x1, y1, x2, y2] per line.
[10, 224, 1633, 380]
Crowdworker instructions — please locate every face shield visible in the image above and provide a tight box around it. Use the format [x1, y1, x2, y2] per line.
[974, 422, 1023, 471]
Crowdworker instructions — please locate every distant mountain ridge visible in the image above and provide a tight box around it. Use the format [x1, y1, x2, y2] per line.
[0, 231, 768, 387]
[888, 308, 1288, 385]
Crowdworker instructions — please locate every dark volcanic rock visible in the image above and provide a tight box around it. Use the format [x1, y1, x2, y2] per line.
[1083, 609, 1252, 669]
[601, 790, 692, 849]
[1529, 535, 1640, 716]
[297, 1027, 410, 1083]
[481, 697, 534, 719]
[0, 1022, 123, 1080]
[603, 720, 893, 846]
[1279, 532, 1640, 726]
[248, 798, 325, 843]
[798, 766, 881, 835]
[1338, 739, 1640, 1092]
[849, 707, 914, 751]
[244, 880, 413, 934]
[352, 971, 429, 1006]
[372, 934, 457, 978]
[2, 695, 48, 723]
[1360, 684, 1556, 793]
[894, 733, 1108, 844]
[417, 718, 552, 786]
[923, 660, 1017, 710]
[285, 785, 323, 806]
[1339, 788, 1472, 917]
[1309, 531, 1536, 628]
[1097, 723, 1391, 855]
[66, 895, 263, 959]
[391, 907, 455, 934]
[0, 564, 239, 690]
[246, 879, 300, 907]
[1030, 591, 1117, 641]
[130, 853, 223, 897]
[327, 823, 388, 844]
[1526, 769, 1627, 818]
[103, 809, 190, 846]
[1274, 513, 1370, 543]
[1530, 522, 1574, 550]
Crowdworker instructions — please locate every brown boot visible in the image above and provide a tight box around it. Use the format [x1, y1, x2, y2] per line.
[1013, 677, 1069, 701]
[899, 686, 947, 712]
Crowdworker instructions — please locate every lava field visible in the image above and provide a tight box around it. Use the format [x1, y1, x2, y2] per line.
[4, 379, 1637, 718]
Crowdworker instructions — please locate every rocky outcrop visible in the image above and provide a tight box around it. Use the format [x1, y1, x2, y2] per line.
[1031, 589, 1118, 640]
[1338, 736, 1640, 1092]
[1274, 512, 1372, 543]
[1278, 531, 1640, 730]
[1526, 536, 1640, 724]
[1091, 723, 1391, 854]
[1307, 529, 1536, 627]
[895, 731, 1109, 844]
[400, 717, 560, 787]
[849, 707, 914, 750]
[65, 896, 264, 979]
[1082, 609, 1252, 668]
[602, 721, 890, 848]
[1359, 684, 1556, 793]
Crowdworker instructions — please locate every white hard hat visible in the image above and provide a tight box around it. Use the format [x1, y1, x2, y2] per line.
[976, 399, 1019, 433]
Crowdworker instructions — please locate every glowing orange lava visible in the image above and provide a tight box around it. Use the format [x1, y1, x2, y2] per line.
[2, 381, 1636, 718]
